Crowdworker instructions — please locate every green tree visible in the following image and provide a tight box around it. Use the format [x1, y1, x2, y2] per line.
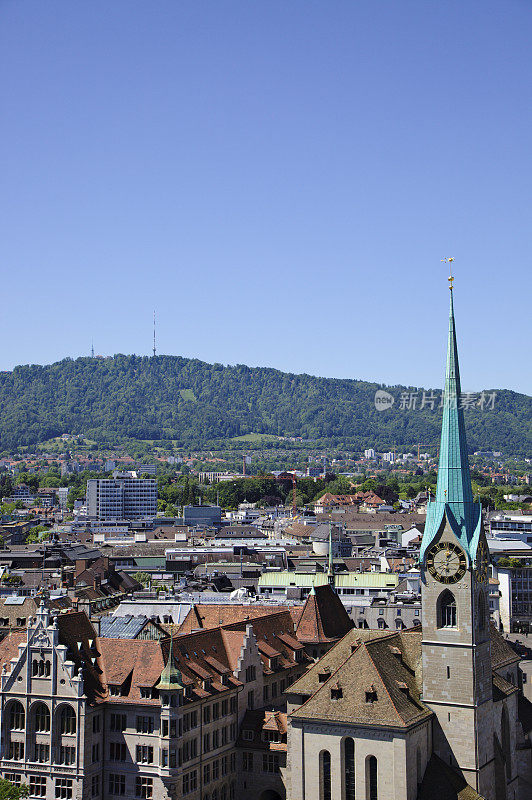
[0, 778, 29, 799]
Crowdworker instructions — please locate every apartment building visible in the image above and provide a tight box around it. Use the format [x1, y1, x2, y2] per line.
[86, 478, 157, 521]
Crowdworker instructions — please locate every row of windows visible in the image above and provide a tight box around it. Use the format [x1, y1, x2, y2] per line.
[320, 744, 378, 800]
[7, 703, 76, 734]
[4, 775, 74, 799]
[203, 753, 236, 783]
[6, 743, 76, 765]
[242, 752, 280, 773]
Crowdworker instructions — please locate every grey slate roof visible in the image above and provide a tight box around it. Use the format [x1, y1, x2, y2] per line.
[100, 614, 151, 638]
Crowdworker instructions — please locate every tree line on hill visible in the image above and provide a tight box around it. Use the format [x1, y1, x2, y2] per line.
[0, 354, 529, 454]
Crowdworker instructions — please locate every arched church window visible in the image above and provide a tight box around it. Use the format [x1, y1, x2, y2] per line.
[365, 756, 378, 800]
[9, 701, 25, 730]
[478, 591, 487, 631]
[437, 591, 457, 628]
[320, 750, 331, 800]
[344, 738, 355, 800]
[33, 702, 50, 732]
[501, 706, 511, 779]
[60, 706, 76, 735]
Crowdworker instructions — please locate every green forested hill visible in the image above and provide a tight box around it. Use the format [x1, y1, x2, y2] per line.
[0, 355, 529, 454]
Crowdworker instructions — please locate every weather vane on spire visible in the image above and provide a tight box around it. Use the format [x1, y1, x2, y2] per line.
[441, 257, 455, 290]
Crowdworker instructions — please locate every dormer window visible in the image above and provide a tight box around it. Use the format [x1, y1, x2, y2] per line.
[330, 684, 343, 701]
[262, 730, 279, 743]
[365, 689, 378, 704]
[242, 730, 254, 741]
[109, 684, 122, 697]
[318, 671, 331, 683]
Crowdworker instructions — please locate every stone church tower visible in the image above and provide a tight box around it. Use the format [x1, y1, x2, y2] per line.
[419, 279, 497, 799]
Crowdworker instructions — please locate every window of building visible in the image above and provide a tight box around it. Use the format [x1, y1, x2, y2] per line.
[92, 744, 99, 763]
[9, 743, 24, 761]
[60, 706, 76, 735]
[262, 753, 279, 773]
[135, 777, 153, 800]
[135, 745, 153, 764]
[9, 702, 25, 731]
[213, 760, 219, 780]
[344, 738, 355, 800]
[243, 752, 253, 771]
[139, 687, 154, 699]
[271, 682, 278, 698]
[230, 753, 236, 772]
[34, 744, 49, 763]
[263, 685, 270, 703]
[320, 751, 331, 800]
[221, 700, 228, 716]
[203, 733, 211, 752]
[55, 779, 73, 799]
[33, 703, 50, 732]
[91, 776, 100, 798]
[366, 756, 378, 800]
[29, 776, 47, 797]
[203, 764, 211, 785]
[110, 742, 127, 761]
[204, 706, 211, 724]
[109, 775, 126, 796]
[242, 729, 254, 741]
[438, 591, 457, 628]
[212, 703, 220, 720]
[365, 689, 378, 704]
[245, 665, 256, 682]
[92, 715, 100, 734]
[247, 690, 254, 710]
[110, 714, 127, 732]
[331, 685, 343, 701]
[262, 730, 279, 743]
[136, 716, 154, 734]
[4, 774, 22, 786]
[58, 746, 75, 766]
[478, 591, 487, 632]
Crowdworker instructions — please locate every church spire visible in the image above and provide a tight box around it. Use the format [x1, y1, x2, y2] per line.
[420, 269, 482, 564]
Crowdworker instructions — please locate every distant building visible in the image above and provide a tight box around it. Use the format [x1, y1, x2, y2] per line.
[86, 477, 157, 521]
[183, 505, 222, 528]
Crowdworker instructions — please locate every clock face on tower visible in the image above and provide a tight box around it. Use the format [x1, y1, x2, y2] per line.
[426, 541, 467, 584]
[475, 538, 489, 583]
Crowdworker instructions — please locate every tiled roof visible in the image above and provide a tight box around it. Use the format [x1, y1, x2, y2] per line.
[290, 629, 429, 729]
[294, 584, 353, 644]
[178, 604, 284, 634]
[290, 624, 511, 732]
[489, 624, 521, 669]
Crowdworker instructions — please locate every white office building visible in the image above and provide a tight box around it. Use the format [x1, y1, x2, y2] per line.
[86, 477, 157, 520]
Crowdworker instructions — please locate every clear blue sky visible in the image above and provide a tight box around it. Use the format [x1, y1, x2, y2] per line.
[1, 1, 531, 394]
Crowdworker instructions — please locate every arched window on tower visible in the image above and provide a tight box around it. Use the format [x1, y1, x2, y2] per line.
[365, 756, 378, 800]
[320, 750, 331, 800]
[437, 590, 457, 628]
[344, 738, 355, 800]
[501, 706, 511, 779]
[478, 591, 487, 632]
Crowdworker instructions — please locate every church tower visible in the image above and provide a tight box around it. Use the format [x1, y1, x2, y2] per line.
[420, 274, 494, 798]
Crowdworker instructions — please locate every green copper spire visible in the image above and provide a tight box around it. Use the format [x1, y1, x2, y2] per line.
[420, 277, 482, 564]
[157, 635, 183, 691]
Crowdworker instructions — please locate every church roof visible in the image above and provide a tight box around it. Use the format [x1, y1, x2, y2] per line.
[420, 287, 482, 565]
[290, 629, 429, 729]
[294, 584, 354, 644]
[289, 624, 514, 732]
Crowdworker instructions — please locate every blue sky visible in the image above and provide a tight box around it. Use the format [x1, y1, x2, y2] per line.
[1, 1, 531, 394]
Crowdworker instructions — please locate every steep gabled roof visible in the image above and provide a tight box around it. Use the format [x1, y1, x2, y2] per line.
[290, 631, 431, 729]
[294, 584, 353, 644]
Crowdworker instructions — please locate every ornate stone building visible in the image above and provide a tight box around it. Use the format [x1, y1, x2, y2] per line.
[284, 284, 532, 800]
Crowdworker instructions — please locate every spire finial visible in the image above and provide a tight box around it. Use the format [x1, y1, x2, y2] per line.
[441, 257, 455, 290]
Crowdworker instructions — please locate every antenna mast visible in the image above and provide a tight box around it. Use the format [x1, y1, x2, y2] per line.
[91, 340, 94, 358]
[153, 311, 156, 357]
